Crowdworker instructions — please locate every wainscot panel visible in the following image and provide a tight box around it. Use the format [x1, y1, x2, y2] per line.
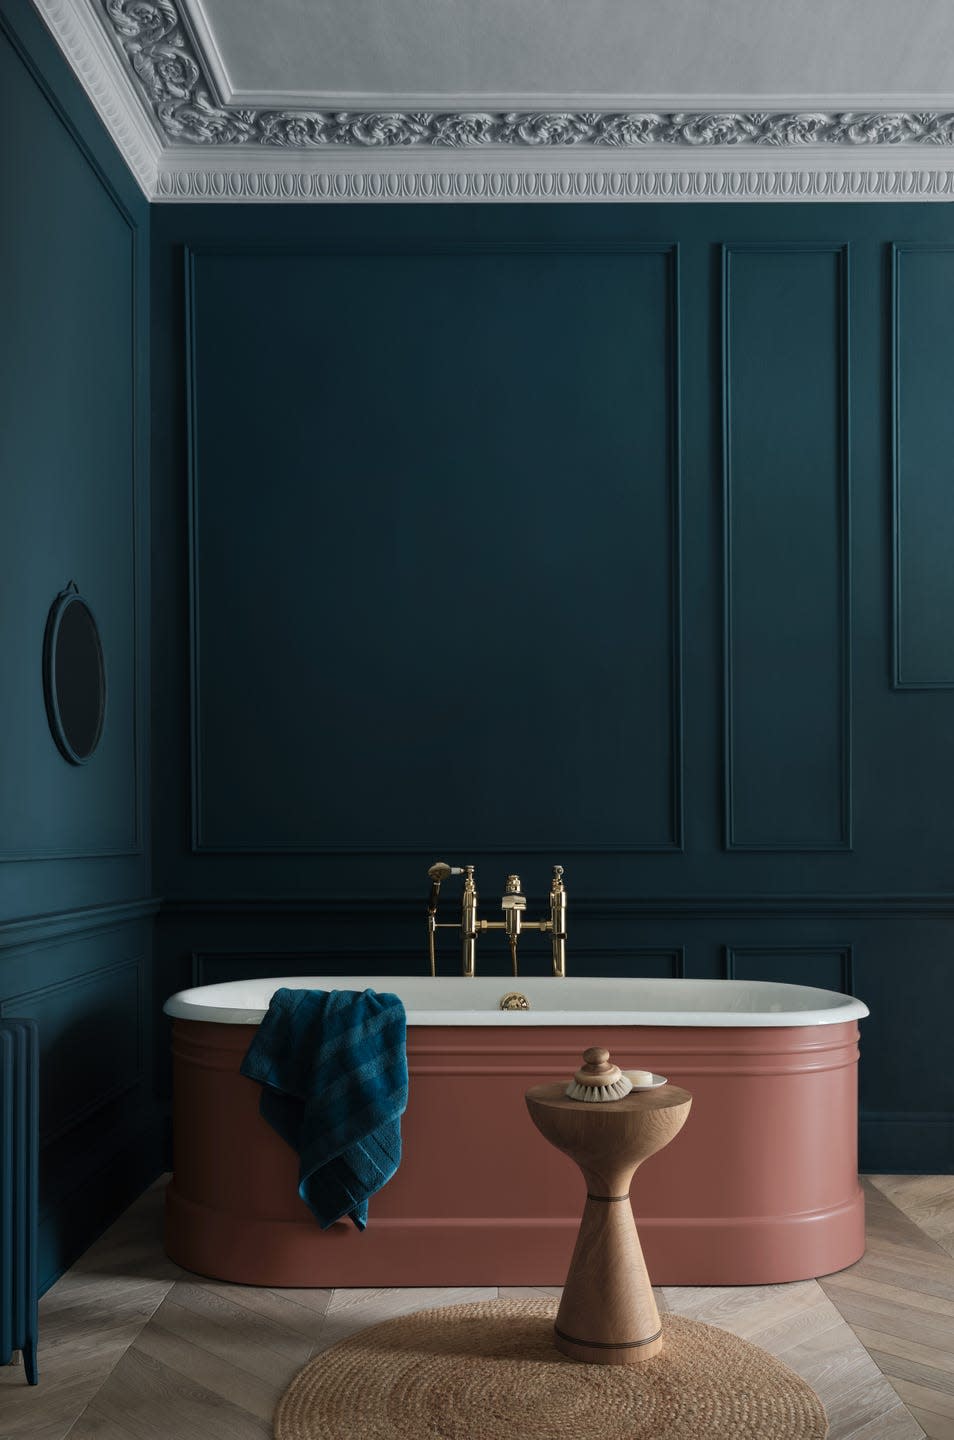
[0, 904, 161, 1290]
[724, 945, 853, 994]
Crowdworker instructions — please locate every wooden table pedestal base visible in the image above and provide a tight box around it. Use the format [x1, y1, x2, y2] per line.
[526, 1077, 692, 1365]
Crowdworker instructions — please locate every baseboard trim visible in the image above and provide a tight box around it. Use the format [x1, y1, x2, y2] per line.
[861, 1113, 954, 1173]
[39, 1112, 167, 1294]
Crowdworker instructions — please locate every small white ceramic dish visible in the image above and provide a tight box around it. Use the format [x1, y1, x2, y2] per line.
[625, 1072, 668, 1090]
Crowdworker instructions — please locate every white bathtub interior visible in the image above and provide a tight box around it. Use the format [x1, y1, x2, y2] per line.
[163, 975, 869, 1027]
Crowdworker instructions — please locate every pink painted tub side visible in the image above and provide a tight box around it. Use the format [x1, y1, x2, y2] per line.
[165, 1018, 864, 1286]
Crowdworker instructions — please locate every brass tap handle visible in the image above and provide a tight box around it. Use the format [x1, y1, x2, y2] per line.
[461, 866, 478, 978]
[550, 865, 567, 978]
[426, 912, 437, 978]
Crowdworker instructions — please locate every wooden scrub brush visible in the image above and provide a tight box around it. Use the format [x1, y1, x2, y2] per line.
[565, 1047, 634, 1102]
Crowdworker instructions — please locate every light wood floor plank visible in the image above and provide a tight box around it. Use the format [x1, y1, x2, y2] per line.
[823, 1269, 954, 1322]
[851, 1325, 954, 1378]
[893, 1380, 954, 1422]
[497, 1285, 563, 1298]
[845, 1257, 954, 1306]
[1, 1372, 118, 1440]
[264, 1286, 333, 1317]
[871, 1177, 954, 1262]
[144, 1295, 307, 1387]
[819, 1179, 954, 1434]
[662, 1279, 831, 1344]
[191, 1279, 333, 1339]
[772, 1323, 906, 1439]
[821, 1285, 954, 1353]
[909, 1407, 954, 1440]
[864, 1353, 954, 1401]
[67, 1347, 270, 1440]
[838, 1402, 926, 1440]
[132, 1318, 283, 1423]
[164, 1282, 313, 1364]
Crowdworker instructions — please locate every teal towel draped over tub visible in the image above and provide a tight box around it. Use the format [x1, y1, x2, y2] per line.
[240, 987, 408, 1230]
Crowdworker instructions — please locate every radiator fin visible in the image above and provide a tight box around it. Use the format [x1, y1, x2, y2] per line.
[0, 1019, 39, 1385]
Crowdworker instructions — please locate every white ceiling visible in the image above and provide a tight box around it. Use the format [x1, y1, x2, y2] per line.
[183, 0, 954, 110]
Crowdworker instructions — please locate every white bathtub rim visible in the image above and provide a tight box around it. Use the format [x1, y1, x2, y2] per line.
[162, 975, 869, 1027]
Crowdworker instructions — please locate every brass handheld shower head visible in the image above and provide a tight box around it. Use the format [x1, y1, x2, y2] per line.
[426, 862, 466, 977]
[427, 862, 464, 914]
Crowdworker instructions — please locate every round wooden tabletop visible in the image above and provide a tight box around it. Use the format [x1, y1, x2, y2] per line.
[525, 1081, 692, 1114]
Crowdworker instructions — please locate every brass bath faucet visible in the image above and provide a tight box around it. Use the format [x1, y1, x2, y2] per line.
[426, 863, 567, 979]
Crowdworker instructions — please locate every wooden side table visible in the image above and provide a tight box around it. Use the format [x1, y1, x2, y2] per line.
[526, 1061, 691, 1364]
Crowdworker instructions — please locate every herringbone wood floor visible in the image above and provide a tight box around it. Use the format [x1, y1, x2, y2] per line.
[2, 1176, 952, 1439]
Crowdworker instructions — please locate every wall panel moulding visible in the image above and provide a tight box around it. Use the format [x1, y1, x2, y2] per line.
[157, 895, 954, 918]
[30, 0, 954, 201]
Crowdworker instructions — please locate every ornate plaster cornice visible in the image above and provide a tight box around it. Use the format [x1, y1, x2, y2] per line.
[155, 149, 954, 203]
[28, 0, 954, 200]
[30, 0, 161, 195]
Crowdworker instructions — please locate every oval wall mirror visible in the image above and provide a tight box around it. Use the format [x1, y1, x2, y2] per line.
[43, 582, 107, 765]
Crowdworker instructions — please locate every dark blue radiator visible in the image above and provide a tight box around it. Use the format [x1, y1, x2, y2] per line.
[0, 1019, 39, 1385]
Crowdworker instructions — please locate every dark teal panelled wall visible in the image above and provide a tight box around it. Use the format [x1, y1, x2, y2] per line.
[152, 201, 954, 1173]
[0, 0, 160, 1289]
[6, 0, 953, 1301]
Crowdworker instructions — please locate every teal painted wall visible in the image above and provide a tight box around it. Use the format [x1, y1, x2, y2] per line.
[0, 0, 161, 1289]
[151, 202, 954, 1174]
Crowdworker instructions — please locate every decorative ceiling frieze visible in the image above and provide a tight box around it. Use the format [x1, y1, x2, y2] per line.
[28, 0, 954, 201]
[102, 0, 954, 150]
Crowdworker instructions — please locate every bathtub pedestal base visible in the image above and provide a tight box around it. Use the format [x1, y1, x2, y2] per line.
[164, 1182, 865, 1287]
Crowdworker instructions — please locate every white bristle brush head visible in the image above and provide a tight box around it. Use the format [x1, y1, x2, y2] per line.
[565, 1046, 634, 1103]
[566, 1076, 634, 1102]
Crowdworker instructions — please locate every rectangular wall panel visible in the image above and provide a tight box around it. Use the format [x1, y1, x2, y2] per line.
[724, 945, 851, 993]
[187, 243, 682, 853]
[1, 957, 143, 1146]
[893, 245, 954, 688]
[723, 244, 851, 851]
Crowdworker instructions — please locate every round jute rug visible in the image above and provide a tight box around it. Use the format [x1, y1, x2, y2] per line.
[273, 1298, 828, 1440]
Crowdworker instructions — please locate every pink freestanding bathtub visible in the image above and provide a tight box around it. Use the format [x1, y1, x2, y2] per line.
[163, 976, 868, 1287]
